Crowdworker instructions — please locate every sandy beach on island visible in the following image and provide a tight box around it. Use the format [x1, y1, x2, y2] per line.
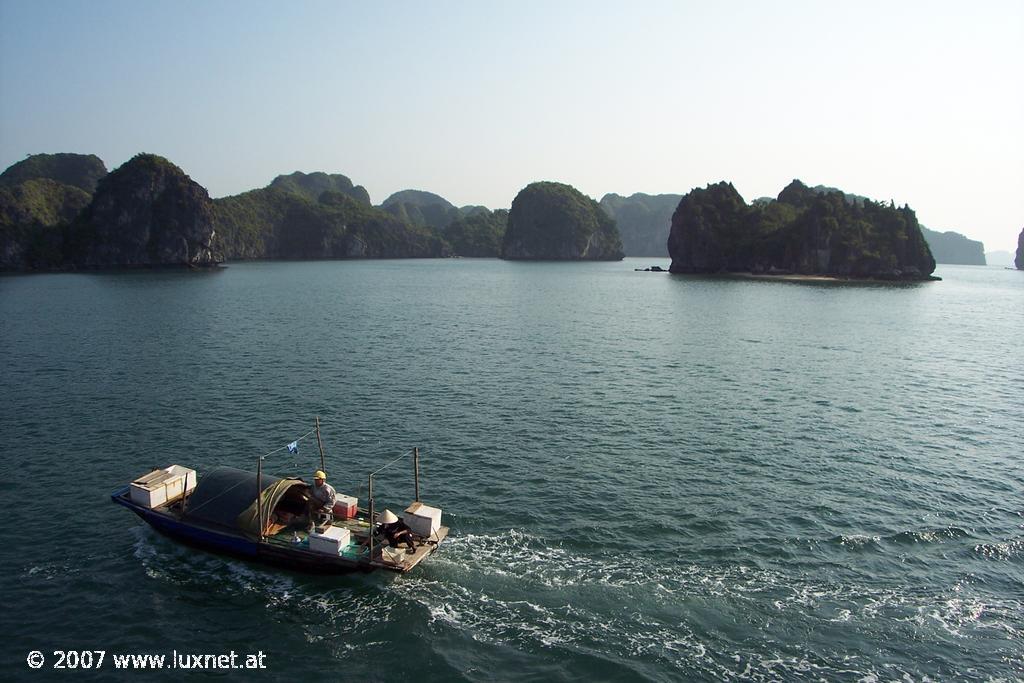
[663, 271, 943, 284]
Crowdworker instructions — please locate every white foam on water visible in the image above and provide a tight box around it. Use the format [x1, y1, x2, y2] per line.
[973, 537, 1024, 560]
[419, 529, 1024, 677]
[23, 563, 78, 580]
[839, 534, 882, 548]
[123, 524, 1024, 678]
[127, 524, 404, 646]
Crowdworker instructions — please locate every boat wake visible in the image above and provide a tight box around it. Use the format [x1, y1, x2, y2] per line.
[127, 525, 1024, 679]
[392, 530, 1024, 679]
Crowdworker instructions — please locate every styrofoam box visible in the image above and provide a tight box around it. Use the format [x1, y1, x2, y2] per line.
[382, 546, 406, 563]
[403, 502, 442, 538]
[129, 465, 197, 509]
[309, 526, 351, 555]
[164, 465, 197, 500]
[130, 469, 174, 508]
[332, 494, 357, 519]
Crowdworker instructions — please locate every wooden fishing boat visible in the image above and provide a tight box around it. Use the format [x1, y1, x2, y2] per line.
[111, 421, 448, 573]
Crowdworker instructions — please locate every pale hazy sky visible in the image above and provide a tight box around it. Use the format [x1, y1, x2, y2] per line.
[1, 1, 1021, 251]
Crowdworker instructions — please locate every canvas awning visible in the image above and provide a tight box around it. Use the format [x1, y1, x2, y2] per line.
[183, 466, 306, 538]
[236, 477, 306, 538]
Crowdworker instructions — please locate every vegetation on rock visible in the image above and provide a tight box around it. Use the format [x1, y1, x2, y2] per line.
[0, 179, 92, 269]
[381, 189, 461, 231]
[382, 189, 453, 209]
[502, 182, 623, 260]
[214, 187, 450, 260]
[668, 180, 936, 279]
[0, 153, 107, 194]
[441, 209, 508, 257]
[269, 171, 371, 205]
[789, 184, 980, 265]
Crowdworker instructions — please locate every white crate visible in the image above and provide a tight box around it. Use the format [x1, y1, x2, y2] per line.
[382, 546, 407, 563]
[130, 469, 173, 508]
[164, 465, 197, 499]
[129, 466, 197, 509]
[403, 502, 442, 538]
[308, 526, 351, 555]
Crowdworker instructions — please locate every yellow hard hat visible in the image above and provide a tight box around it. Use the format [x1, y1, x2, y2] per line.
[314, 470, 326, 480]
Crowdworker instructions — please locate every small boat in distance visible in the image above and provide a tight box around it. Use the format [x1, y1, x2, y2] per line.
[111, 420, 448, 573]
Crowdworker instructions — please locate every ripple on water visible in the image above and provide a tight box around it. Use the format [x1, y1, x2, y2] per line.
[2, 261, 1023, 681]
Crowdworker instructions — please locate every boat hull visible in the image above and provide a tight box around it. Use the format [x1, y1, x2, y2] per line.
[112, 487, 381, 574]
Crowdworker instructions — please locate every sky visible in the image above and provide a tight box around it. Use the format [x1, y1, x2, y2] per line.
[1, 0, 1021, 251]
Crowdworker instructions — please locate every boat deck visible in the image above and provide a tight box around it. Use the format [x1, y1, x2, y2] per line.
[262, 516, 448, 572]
[116, 488, 447, 573]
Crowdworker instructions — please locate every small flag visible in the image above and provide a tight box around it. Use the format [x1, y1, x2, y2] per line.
[287, 440, 299, 454]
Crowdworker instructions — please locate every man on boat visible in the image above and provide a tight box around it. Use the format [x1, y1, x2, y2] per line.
[378, 509, 417, 553]
[306, 470, 336, 532]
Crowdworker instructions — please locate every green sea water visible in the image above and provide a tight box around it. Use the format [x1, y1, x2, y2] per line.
[1, 259, 1022, 681]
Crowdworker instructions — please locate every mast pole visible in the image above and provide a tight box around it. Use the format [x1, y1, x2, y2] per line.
[413, 447, 420, 503]
[256, 456, 264, 541]
[180, 470, 189, 516]
[315, 416, 326, 474]
[368, 474, 375, 560]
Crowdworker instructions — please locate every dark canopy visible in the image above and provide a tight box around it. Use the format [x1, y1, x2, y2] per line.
[184, 466, 305, 536]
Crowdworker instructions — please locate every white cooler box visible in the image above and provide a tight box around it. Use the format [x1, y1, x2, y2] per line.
[382, 545, 407, 563]
[130, 465, 197, 509]
[163, 465, 196, 500]
[403, 502, 442, 538]
[309, 526, 351, 555]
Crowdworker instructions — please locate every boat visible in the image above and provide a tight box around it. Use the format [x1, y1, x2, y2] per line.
[111, 420, 448, 573]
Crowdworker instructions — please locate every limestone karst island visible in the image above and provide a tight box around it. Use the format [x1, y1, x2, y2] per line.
[2, 152, 1019, 277]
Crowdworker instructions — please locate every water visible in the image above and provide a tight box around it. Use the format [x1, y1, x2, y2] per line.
[1, 260, 1022, 681]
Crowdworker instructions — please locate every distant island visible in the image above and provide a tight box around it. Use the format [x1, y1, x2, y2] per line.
[377, 189, 504, 257]
[800, 185, 985, 266]
[601, 186, 993, 266]
[1017, 228, 1024, 270]
[599, 192, 681, 257]
[667, 180, 937, 280]
[918, 226, 985, 265]
[1, 153, 219, 269]
[0, 152, 1012, 275]
[212, 174, 450, 260]
[0, 154, 510, 269]
[501, 181, 623, 261]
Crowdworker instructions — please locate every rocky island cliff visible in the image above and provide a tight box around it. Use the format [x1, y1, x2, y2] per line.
[501, 182, 623, 260]
[72, 154, 220, 268]
[668, 180, 936, 280]
[1017, 228, 1024, 270]
[5, 154, 989, 275]
[2, 153, 220, 268]
[2, 153, 220, 269]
